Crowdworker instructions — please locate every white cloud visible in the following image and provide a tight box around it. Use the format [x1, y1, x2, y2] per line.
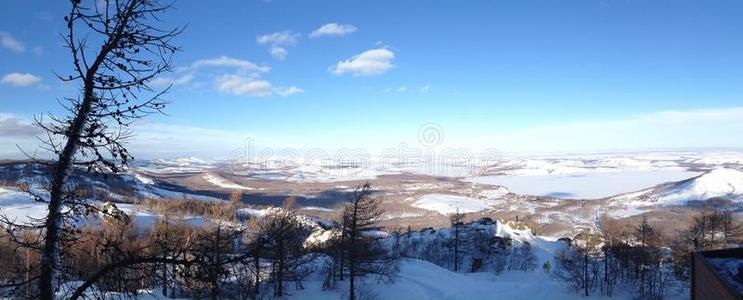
[151, 73, 194, 87]
[257, 31, 300, 60]
[330, 48, 395, 76]
[257, 31, 300, 46]
[420, 85, 431, 93]
[0, 32, 25, 53]
[1, 73, 42, 87]
[382, 85, 412, 93]
[216, 74, 304, 97]
[309, 23, 357, 38]
[191, 56, 270, 73]
[269, 46, 288, 60]
[174, 56, 301, 97]
[216, 74, 274, 97]
[275, 86, 303, 96]
[0, 113, 40, 137]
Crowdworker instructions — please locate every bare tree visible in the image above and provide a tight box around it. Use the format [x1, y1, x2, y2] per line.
[450, 209, 464, 271]
[244, 216, 269, 300]
[555, 232, 602, 297]
[339, 183, 398, 300]
[671, 209, 742, 282]
[0, 1, 183, 298]
[256, 209, 313, 297]
[630, 216, 665, 300]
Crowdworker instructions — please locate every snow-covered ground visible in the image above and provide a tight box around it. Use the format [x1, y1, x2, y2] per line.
[291, 258, 602, 300]
[466, 170, 701, 200]
[613, 168, 743, 206]
[654, 168, 743, 204]
[0, 187, 207, 228]
[284, 220, 686, 300]
[127, 152, 743, 203]
[412, 193, 500, 214]
[0, 187, 48, 225]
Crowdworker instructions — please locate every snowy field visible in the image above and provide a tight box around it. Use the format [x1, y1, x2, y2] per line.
[466, 169, 701, 199]
[0, 187, 48, 225]
[412, 193, 499, 214]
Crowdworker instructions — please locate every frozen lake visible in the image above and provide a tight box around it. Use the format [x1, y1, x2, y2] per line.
[465, 169, 702, 199]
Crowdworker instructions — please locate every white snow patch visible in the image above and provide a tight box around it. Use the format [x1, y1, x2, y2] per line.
[477, 187, 510, 199]
[203, 173, 254, 190]
[413, 194, 496, 214]
[132, 172, 154, 185]
[0, 187, 47, 225]
[300, 206, 335, 212]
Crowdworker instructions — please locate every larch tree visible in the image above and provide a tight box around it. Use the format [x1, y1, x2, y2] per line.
[450, 208, 464, 271]
[0, 0, 183, 298]
[340, 183, 398, 300]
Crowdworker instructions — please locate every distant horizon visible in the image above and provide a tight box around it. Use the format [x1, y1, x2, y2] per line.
[3, 1, 743, 159]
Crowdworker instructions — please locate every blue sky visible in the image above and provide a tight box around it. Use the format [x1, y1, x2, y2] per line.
[2, 0, 743, 158]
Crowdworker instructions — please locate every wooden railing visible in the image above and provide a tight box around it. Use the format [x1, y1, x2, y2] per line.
[692, 248, 743, 300]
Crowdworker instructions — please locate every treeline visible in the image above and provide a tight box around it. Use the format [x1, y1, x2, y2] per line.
[392, 216, 536, 273]
[0, 184, 397, 300]
[3, 183, 740, 299]
[556, 210, 742, 299]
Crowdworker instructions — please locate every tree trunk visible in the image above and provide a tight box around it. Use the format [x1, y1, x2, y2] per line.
[349, 264, 355, 300]
[584, 252, 589, 296]
[253, 246, 260, 300]
[347, 201, 358, 300]
[39, 83, 95, 300]
[39, 14, 122, 296]
[454, 225, 459, 271]
[603, 247, 608, 294]
[276, 239, 284, 297]
[162, 257, 168, 297]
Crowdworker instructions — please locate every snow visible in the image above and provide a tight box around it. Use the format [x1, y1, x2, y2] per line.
[413, 193, 498, 214]
[290, 257, 627, 300]
[654, 168, 743, 204]
[683, 152, 743, 166]
[0, 188, 206, 229]
[144, 186, 223, 202]
[132, 172, 154, 185]
[113, 203, 205, 228]
[477, 187, 511, 199]
[236, 207, 272, 217]
[288, 219, 679, 300]
[203, 173, 254, 190]
[465, 170, 701, 200]
[605, 206, 649, 218]
[300, 206, 335, 212]
[0, 187, 47, 225]
[137, 157, 218, 174]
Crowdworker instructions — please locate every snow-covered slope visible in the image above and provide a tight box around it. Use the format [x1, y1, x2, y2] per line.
[655, 168, 743, 204]
[292, 257, 599, 300]
[614, 168, 743, 205]
[287, 219, 668, 300]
